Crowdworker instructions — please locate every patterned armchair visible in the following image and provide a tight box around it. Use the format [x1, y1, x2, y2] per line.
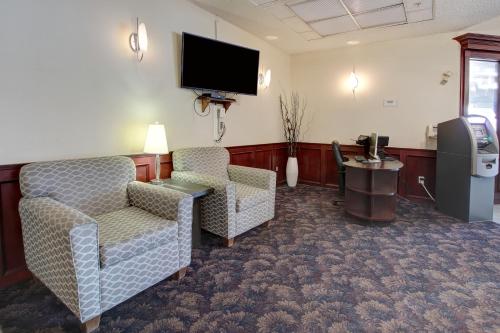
[172, 147, 276, 247]
[18, 156, 193, 332]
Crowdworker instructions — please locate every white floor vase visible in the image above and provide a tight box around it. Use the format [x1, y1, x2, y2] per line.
[286, 157, 298, 187]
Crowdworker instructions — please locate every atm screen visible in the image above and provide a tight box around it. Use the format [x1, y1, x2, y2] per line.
[471, 124, 487, 138]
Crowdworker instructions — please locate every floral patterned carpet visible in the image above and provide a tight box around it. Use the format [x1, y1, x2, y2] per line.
[1, 184, 500, 333]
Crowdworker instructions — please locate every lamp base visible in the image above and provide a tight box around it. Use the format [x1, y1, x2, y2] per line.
[150, 179, 163, 185]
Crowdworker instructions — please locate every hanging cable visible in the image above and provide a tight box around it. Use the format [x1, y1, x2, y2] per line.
[214, 18, 218, 40]
[420, 182, 436, 201]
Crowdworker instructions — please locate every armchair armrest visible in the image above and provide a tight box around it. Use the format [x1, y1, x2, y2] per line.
[19, 197, 100, 323]
[128, 181, 193, 221]
[171, 171, 237, 238]
[127, 181, 194, 268]
[228, 164, 277, 190]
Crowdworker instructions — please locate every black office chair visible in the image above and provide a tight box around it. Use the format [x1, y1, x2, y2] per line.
[332, 140, 347, 205]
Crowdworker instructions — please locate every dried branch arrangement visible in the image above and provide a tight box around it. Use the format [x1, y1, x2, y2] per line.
[280, 92, 306, 157]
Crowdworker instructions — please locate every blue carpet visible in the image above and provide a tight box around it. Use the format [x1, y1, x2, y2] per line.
[1, 184, 500, 332]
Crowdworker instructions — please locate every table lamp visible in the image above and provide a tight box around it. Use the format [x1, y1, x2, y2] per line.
[144, 122, 169, 184]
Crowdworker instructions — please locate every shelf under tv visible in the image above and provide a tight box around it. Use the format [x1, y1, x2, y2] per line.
[197, 96, 236, 113]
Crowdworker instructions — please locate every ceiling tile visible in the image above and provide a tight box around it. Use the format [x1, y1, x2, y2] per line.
[354, 4, 407, 28]
[310, 15, 359, 36]
[267, 3, 296, 19]
[288, 0, 347, 22]
[301, 31, 323, 40]
[248, 0, 277, 6]
[283, 16, 313, 33]
[403, 0, 433, 12]
[407, 8, 433, 22]
[284, 0, 305, 5]
[343, 0, 403, 14]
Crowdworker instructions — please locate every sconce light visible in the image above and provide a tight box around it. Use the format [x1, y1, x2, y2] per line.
[440, 71, 452, 85]
[259, 69, 272, 89]
[129, 17, 148, 62]
[349, 67, 359, 96]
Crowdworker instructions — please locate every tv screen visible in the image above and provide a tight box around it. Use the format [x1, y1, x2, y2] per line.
[181, 33, 260, 96]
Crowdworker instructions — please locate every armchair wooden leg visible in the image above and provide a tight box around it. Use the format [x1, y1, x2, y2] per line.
[81, 316, 100, 333]
[174, 267, 187, 280]
[223, 238, 235, 247]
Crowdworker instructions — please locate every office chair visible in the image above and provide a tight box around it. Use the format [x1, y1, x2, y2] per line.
[332, 141, 347, 205]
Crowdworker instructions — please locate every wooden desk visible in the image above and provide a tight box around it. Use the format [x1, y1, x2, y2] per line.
[344, 158, 404, 221]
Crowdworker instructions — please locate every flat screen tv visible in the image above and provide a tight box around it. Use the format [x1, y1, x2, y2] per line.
[181, 32, 260, 96]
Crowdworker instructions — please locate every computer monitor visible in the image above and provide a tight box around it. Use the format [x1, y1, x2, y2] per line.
[369, 133, 380, 160]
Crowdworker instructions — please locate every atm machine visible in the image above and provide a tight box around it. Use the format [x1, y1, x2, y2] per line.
[436, 116, 499, 222]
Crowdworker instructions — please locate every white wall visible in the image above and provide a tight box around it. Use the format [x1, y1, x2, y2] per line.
[291, 17, 500, 149]
[0, 0, 291, 164]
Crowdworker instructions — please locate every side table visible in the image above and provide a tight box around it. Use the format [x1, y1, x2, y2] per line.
[152, 178, 213, 248]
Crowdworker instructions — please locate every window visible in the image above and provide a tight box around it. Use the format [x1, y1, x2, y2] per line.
[467, 59, 499, 129]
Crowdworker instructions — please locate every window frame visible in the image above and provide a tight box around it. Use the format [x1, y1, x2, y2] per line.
[454, 34, 500, 116]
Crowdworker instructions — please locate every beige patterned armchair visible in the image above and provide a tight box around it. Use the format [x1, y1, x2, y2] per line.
[172, 147, 276, 247]
[18, 156, 193, 332]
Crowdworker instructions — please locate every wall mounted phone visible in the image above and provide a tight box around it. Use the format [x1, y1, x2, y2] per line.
[427, 124, 438, 139]
[213, 106, 226, 143]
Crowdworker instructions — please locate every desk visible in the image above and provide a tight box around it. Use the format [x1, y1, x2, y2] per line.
[153, 179, 213, 248]
[344, 158, 404, 221]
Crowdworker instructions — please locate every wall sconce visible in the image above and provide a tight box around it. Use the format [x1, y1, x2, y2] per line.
[440, 71, 452, 85]
[349, 66, 359, 96]
[129, 17, 148, 62]
[259, 69, 272, 89]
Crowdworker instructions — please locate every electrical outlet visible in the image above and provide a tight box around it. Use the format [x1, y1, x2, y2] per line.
[275, 166, 279, 172]
[418, 176, 425, 185]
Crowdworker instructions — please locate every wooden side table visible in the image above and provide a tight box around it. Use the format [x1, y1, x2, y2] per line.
[152, 178, 213, 248]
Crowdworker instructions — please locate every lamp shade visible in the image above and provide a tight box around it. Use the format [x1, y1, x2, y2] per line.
[349, 72, 359, 91]
[144, 123, 169, 154]
[264, 69, 271, 88]
[138, 22, 148, 51]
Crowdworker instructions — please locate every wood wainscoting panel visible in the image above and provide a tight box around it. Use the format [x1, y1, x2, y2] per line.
[227, 143, 288, 184]
[273, 146, 289, 184]
[400, 150, 437, 200]
[296, 143, 322, 185]
[296, 143, 436, 202]
[255, 149, 273, 170]
[131, 154, 173, 182]
[229, 150, 254, 167]
[0, 164, 31, 287]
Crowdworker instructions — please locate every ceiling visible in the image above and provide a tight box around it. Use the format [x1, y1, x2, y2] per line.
[188, 0, 500, 54]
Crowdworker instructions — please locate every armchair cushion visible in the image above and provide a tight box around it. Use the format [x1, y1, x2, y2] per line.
[235, 183, 269, 212]
[19, 156, 136, 217]
[95, 206, 178, 268]
[173, 147, 230, 180]
[127, 181, 194, 269]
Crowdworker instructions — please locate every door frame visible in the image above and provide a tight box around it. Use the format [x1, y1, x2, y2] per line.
[455, 34, 500, 201]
